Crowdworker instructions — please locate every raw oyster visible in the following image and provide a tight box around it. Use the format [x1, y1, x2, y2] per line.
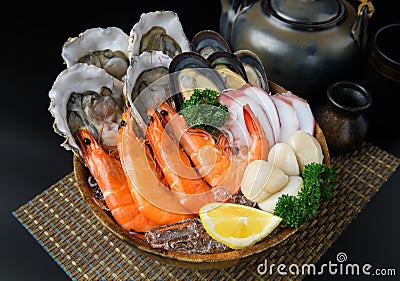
[48, 63, 125, 158]
[125, 50, 172, 126]
[61, 27, 129, 80]
[128, 10, 191, 60]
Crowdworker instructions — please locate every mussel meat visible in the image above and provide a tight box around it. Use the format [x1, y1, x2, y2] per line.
[235, 50, 269, 92]
[207, 51, 248, 89]
[168, 51, 227, 108]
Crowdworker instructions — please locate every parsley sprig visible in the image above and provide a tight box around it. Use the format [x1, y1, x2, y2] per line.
[273, 163, 337, 228]
[180, 88, 229, 134]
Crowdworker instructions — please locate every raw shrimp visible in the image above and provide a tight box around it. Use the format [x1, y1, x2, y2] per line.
[75, 128, 160, 232]
[117, 107, 197, 223]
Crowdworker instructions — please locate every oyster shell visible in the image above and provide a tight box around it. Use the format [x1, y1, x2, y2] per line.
[48, 63, 125, 158]
[125, 50, 172, 126]
[128, 10, 191, 60]
[61, 27, 130, 80]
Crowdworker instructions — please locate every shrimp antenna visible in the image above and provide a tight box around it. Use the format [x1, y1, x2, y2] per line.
[98, 104, 112, 144]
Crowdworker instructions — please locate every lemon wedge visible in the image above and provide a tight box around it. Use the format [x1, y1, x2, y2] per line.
[199, 202, 282, 249]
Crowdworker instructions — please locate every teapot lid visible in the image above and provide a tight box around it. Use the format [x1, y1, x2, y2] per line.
[269, 0, 343, 25]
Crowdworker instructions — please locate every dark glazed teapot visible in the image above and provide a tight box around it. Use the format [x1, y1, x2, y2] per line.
[219, 0, 374, 103]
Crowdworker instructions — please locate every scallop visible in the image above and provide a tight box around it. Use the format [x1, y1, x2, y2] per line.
[61, 27, 130, 80]
[268, 142, 300, 176]
[288, 130, 324, 170]
[258, 176, 303, 213]
[48, 63, 125, 158]
[241, 160, 289, 203]
[128, 10, 191, 60]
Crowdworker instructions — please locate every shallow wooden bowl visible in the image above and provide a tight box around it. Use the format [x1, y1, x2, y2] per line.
[74, 81, 330, 270]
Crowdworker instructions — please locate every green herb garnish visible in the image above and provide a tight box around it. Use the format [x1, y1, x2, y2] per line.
[273, 163, 337, 228]
[301, 162, 337, 201]
[180, 88, 229, 134]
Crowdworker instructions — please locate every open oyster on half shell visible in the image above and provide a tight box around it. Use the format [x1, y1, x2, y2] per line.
[48, 63, 125, 159]
[61, 27, 130, 81]
[128, 10, 191, 60]
[125, 50, 172, 112]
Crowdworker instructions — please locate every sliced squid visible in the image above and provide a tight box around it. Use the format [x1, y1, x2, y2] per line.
[218, 84, 280, 150]
[219, 87, 274, 149]
[280, 91, 315, 135]
[243, 85, 281, 144]
[270, 95, 300, 143]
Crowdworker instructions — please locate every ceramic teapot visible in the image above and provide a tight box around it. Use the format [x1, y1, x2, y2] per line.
[219, 0, 374, 102]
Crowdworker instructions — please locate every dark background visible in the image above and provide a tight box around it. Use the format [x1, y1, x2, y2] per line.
[1, 1, 399, 280]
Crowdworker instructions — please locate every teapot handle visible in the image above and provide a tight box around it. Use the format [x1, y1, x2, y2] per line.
[351, 0, 375, 49]
[356, 0, 375, 19]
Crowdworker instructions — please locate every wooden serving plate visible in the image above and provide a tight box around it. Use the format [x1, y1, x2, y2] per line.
[74, 81, 330, 270]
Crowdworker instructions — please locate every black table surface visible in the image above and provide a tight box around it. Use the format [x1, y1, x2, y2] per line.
[2, 2, 399, 280]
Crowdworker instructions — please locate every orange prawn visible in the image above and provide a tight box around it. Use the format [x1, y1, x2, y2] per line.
[117, 107, 196, 223]
[145, 108, 215, 213]
[75, 128, 160, 233]
[158, 100, 268, 194]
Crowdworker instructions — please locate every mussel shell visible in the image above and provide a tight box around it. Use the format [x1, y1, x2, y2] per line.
[234, 50, 269, 92]
[61, 27, 129, 80]
[169, 51, 214, 71]
[128, 11, 191, 60]
[207, 51, 249, 89]
[168, 51, 228, 109]
[48, 63, 125, 158]
[191, 30, 231, 59]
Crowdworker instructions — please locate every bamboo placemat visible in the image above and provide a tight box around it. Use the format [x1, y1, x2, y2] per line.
[13, 142, 399, 280]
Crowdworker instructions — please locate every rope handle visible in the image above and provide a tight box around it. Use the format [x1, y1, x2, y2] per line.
[357, 0, 375, 19]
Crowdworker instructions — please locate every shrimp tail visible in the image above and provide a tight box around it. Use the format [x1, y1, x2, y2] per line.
[243, 104, 269, 161]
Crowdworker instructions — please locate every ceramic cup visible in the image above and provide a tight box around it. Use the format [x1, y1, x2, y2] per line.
[314, 81, 372, 154]
[363, 23, 400, 137]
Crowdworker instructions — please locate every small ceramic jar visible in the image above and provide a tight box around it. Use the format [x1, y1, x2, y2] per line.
[314, 81, 372, 154]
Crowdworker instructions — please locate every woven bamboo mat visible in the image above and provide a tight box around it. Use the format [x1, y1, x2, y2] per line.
[13, 142, 399, 281]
